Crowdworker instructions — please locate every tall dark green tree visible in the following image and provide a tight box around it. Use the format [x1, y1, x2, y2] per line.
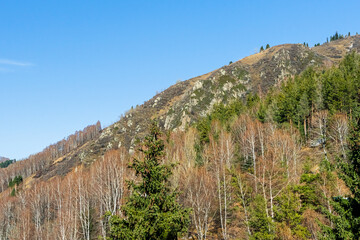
[107, 122, 190, 240]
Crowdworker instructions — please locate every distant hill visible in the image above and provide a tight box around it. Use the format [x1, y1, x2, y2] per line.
[0, 156, 9, 162]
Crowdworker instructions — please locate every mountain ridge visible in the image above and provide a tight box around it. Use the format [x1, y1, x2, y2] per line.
[12, 35, 360, 183]
[1, 34, 360, 239]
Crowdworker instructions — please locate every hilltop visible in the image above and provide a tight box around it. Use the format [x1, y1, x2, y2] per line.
[28, 35, 360, 181]
[1, 34, 360, 239]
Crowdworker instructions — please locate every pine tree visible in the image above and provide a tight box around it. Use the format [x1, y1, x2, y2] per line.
[107, 122, 190, 239]
[260, 46, 264, 52]
[266, 44, 270, 49]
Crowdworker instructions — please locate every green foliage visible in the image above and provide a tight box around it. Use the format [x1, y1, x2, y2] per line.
[246, 93, 260, 109]
[194, 141, 204, 166]
[266, 44, 270, 49]
[263, 52, 360, 136]
[235, 68, 249, 80]
[329, 31, 344, 42]
[107, 122, 190, 239]
[249, 195, 275, 240]
[195, 101, 244, 166]
[196, 101, 244, 144]
[260, 46, 264, 52]
[0, 159, 15, 168]
[321, 197, 355, 240]
[324, 118, 360, 239]
[218, 75, 236, 87]
[196, 118, 211, 144]
[10, 188, 16, 196]
[275, 186, 310, 239]
[256, 102, 266, 123]
[323, 52, 360, 114]
[191, 52, 360, 238]
[8, 175, 23, 188]
[298, 172, 320, 210]
[272, 68, 318, 125]
[212, 101, 244, 124]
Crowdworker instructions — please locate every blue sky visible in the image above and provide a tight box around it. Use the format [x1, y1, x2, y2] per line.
[1, 1, 359, 159]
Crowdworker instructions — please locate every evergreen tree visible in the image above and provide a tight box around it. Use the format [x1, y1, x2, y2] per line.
[260, 46, 264, 52]
[275, 187, 310, 239]
[298, 171, 321, 211]
[249, 195, 275, 240]
[257, 102, 267, 123]
[8, 175, 23, 188]
[0, 159, 15, 168]
[107, 122, 190, 239]
[266, 44, 270, 49]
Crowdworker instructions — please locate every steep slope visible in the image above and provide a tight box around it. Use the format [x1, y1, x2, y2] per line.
[32, 35, 360, 181]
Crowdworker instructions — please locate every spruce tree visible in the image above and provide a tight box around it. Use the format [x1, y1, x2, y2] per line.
[107, 122, 190, 240]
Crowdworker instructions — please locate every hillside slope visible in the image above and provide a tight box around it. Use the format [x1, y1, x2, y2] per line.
[31, 35, 360, 181]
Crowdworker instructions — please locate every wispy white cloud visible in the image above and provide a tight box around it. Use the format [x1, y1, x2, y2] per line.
[0, 59, 33, 66]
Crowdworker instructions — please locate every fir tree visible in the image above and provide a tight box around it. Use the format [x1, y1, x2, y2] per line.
[260, 46, 264, 52]
[107, 122, 190, 239]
